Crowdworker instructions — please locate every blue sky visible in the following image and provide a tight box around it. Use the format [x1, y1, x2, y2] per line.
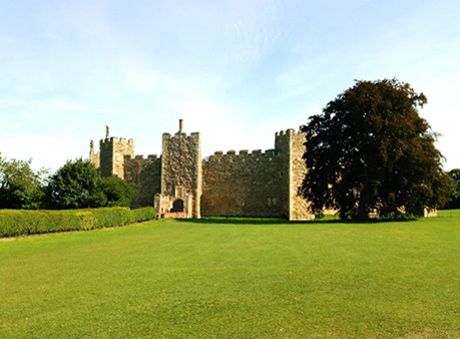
[1, 0, 459, 171]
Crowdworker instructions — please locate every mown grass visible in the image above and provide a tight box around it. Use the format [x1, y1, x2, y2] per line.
[438, 209, 460, 218]
[1, 214, 460, 338]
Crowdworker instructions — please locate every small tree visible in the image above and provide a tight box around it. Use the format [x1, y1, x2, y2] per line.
[0, 154, 48, 209]
[47, 158, 105, 209]
[445, 169, 460, 209]
[300, 79, 450, 219]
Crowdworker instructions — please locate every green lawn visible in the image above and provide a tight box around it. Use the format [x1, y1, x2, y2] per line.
[1, 215, 460, 338]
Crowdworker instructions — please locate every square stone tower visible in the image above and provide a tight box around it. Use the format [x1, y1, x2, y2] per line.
[155, 120, 202, 218]
[275, 128, 313, 220]
[98, 126, 135, 179]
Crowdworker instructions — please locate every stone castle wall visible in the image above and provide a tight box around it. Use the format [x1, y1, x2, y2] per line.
[201, 149, 285, 217]
[124, 154, 161, 208]
[90, 123, 314, 220]
[201, 129, 313, 219]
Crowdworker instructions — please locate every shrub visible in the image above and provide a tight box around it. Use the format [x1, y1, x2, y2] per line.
[0, 207, 156, 237]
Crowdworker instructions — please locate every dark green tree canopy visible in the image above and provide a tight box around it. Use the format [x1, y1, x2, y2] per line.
[0, 154, 48, 209]
[445, 169, 460, 209]
[300, 79, 450, 219]
[47, 158, 105, 209]
[46, 158, 134, 209]
[98, 176, 135, 208]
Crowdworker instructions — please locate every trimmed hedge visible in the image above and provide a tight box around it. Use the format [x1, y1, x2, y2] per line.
[0, 207, 157, 237]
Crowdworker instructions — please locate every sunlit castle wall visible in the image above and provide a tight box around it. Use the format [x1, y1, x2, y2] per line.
[201, 148, 284, 217]
[201, 128, 313, 220]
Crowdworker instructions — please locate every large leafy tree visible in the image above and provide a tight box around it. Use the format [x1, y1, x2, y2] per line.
[0, 154, 48, 209]
[46, 158, 106, 209]
[300, 79, 450, 219]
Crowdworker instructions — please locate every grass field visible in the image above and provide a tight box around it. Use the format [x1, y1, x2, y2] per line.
[1, 215, 460, 338]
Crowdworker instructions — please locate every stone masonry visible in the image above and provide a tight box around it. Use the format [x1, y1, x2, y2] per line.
[89, 120, 314, 220]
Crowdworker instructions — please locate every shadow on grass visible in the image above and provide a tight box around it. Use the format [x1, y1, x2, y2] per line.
[173, 216, 418, 225]
[174, 216, 342, 225]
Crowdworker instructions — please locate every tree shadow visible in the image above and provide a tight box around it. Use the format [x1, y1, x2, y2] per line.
[174, 217, 344, 225]
[173, 216, 417, 225]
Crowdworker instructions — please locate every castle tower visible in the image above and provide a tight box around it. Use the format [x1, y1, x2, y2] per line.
[89, 140, 100, 169]
[155, 120, 202, 218]
[98, 126, 135, 179]
[275, 128, 313, 220]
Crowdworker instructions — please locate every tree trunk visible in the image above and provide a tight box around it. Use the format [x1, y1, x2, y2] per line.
[357, 189, 369, 220]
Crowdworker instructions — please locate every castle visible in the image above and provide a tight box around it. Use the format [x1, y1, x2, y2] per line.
[89, 120, 314, 220]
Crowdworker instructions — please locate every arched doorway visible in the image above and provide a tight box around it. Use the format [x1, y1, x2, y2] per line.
[171, 199, 184, 212]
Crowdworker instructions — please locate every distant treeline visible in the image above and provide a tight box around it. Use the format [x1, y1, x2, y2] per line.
[0, 156, 136, 210]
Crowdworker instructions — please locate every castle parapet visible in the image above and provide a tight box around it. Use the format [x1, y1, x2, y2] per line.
[265, 149, 276, 157]
[101, 136, 135, 144]
[205, 147, 280, 163]
[125, 154, 159, 164]
[166, 131, 200, 142]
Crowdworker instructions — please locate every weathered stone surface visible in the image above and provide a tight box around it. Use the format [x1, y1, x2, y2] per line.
[98, 136, 135, 179]
[200, 129, 313, 220]
[160, 132, 201, 218]
[89, 123, 315, 220]
[289, 130, 313, 220]
[89, 140, 100, 169]
[202, 149, 284, 217]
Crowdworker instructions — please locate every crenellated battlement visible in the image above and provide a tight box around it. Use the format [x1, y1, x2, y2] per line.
[124, 154, 158, 162]
[100, 136, 135, 144]
[163, 131, 200, 142]
[205, 148, 280, 163]
[274, 126, 306, 155]
[275, 127, 304, 137]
